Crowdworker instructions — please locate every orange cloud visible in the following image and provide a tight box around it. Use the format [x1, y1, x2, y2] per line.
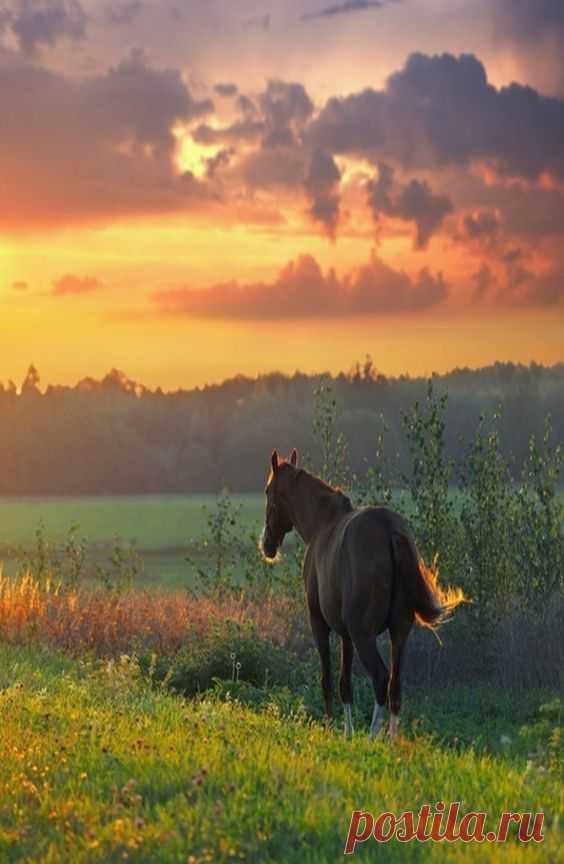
[52, 274, 101, 295]
[152, 253, 448, 320]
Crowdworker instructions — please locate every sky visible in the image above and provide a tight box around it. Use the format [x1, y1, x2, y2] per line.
[1, 0, 563, 389]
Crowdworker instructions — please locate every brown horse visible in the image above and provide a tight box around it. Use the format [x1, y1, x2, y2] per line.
[262, 449, 465, 740]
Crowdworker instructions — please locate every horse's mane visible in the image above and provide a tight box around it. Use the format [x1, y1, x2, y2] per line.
[268, 460, 352, 515]
[291, 466, 353, 514]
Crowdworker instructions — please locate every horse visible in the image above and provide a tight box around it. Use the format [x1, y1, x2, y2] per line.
[261, 449, 465, 740]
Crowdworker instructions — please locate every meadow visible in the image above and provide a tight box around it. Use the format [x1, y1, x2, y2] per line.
[0, 383, 562, 861]
[0, 643, 561, 863]
[0, 494, 266, 589]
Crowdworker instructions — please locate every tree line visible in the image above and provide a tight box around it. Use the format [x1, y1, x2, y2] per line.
[0, 360, 562, 495]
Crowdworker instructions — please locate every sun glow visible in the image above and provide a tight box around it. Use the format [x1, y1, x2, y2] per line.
[173, 126, 222, 178]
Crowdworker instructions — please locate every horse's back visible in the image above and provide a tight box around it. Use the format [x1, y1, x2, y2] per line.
[313, 506, 409, 637]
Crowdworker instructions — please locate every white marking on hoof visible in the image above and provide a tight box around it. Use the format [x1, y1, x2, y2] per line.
[389, 713, 399, 741]
[369, 702, 384, 741]
[343, 704, 354, 740]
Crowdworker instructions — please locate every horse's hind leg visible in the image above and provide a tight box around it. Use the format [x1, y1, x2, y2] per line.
[350, 631, 389, 740]
[388, 616, 413, 741]
[340, 636, 354, 739]
[310, 611, 333, 727]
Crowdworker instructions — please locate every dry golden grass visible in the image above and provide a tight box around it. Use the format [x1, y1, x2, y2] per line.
[0, 570, 306, 657]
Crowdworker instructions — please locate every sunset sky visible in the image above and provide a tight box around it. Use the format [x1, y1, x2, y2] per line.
[1, 0, 563, 389]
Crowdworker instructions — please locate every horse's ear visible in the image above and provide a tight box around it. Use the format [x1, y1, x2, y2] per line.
[271, 449, 279, 475]
[290, 448, 298, 467]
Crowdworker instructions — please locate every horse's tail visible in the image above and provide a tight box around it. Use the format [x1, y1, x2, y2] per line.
[391, 533, 466, 629]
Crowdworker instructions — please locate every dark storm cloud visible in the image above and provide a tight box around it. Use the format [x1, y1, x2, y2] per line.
[152, 253, 448, 320]
[52, 274, 101, 295]
[0, 50, 214, 230]
[309, 52, 564, 180]
[367, 162, 453, 248]
[301, 0, 398, 22]
[0, 0, 87, 55]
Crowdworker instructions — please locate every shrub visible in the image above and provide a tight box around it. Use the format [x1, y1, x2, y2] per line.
[144, 619, 304, 697]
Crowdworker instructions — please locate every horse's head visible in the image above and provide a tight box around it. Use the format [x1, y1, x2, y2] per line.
[261, 448, 298, 559]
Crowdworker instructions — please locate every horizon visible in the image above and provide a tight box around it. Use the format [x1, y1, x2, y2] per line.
[2, 1, 564, 385]
[4, 356, 563, 396]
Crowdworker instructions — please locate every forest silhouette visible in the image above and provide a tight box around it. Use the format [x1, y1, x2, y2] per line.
[0, 360, 562, 494]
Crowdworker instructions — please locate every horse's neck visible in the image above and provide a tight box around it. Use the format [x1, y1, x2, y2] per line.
[289, 472, 349, 545]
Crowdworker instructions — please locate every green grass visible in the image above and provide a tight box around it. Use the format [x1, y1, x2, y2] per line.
[0, 494, 265, 549]
[0, 495, 266, 589]
[1, 490, 562, 590]
[0, 644, 560, 863]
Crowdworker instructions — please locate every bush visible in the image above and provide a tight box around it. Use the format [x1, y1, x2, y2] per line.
[144, 619, 306, 697]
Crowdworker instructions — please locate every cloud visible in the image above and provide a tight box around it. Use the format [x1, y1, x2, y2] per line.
[447, 169, 564, 246]
[193, 118, 263, 146]
[11, 280, 28, 291]
[204, 147, 233, 178]
[304, 149, 341, 237]
[522, 270, 564, 306]
[0, 50, 214, 231]
[464, 210, 500, 244]
[241, 146, 306, 190]
[494, 0, 564, 42]
[301, 0, 398, 22]
[198, 80, 313, 153]
[367, 163, 453, 248]
[498, 258, 564, 307]
[494, 1, 564, 96]
[0, 0, 87, 55]
[105, 1, 144, 26]
[52, 274, 101, 295]
[214, 82, 238, 98]
[151, 253, 448, 320]
[308, 52, 564, 181]
[259, 80, 314, 149]
[471, 264, 494, 302]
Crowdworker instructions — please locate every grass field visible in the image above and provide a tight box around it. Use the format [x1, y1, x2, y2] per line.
[0, 495, 266, 588]
[0, 643, 560, 863]
[0, 495, 265, 548]
[1, 491, 562, 589]
[0, 489, 562, 861]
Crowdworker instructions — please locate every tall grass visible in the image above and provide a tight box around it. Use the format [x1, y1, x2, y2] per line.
[0, 570, 308, 658]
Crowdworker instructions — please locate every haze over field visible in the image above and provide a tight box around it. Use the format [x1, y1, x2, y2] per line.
[1, 0, 563, 389]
